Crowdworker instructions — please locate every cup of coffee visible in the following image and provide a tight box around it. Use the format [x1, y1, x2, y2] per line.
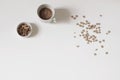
[37, 4, 56, 23]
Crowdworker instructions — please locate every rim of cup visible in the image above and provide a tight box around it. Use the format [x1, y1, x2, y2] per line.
[17, 22, 32, 38]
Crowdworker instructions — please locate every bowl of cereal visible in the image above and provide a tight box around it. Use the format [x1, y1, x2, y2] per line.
[17, 22, 32, 38]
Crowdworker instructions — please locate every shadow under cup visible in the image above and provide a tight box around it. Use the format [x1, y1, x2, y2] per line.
[37, 4, 55, 23]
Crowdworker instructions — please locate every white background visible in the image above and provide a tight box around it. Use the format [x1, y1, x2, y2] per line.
[0, 0, 120, 80]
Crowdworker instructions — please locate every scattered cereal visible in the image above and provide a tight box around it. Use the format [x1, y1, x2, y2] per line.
[71, 14, 111, 56]
[100, 14, 102, 17]
[75, 15, 78, 17]
[94, 53, 97, 56]
[101, 45, 104, 48]
[71, 15, 79, 20]
[76, 45, 80, 48]
[79, 34, 81, 37]
[73, 17, 76, 20]
[105, 52, 109, 54]
[95, 49, 98, 51]
[83, 16, 86, 18]
[76, 23, 79, 25]
[96, 23, 101, 25]
[99, 41, 102, 43]
[106, 30, 111, 35]
[102, 39, 105, 42]
[74, 36, 76, 38]
[71, 16, 74, 18]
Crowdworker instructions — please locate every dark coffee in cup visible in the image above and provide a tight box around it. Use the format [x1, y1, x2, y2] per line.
[37, 4, 55, 23]
[39, 8, 52, 20]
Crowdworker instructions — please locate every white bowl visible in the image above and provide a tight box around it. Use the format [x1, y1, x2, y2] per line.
[17, 22, 32, 38]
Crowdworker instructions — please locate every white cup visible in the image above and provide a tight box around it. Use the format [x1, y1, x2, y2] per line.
[37, 4, 56, 23]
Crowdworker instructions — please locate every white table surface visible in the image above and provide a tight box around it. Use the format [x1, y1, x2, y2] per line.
[0, 0, 120, 80]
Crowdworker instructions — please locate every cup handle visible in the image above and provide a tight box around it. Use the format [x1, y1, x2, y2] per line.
[51, 17, 56, 23]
